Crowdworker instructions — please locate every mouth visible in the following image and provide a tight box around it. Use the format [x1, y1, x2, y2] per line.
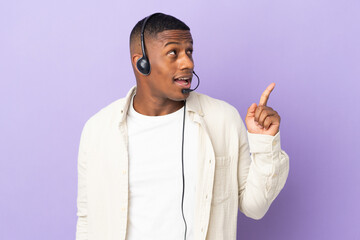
[173, 76, 192, 88]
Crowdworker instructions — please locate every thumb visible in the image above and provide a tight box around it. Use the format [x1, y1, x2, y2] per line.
[246, 103, 257, 118]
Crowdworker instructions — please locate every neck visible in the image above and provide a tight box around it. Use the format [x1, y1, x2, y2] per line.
[133, 86, 184, 116]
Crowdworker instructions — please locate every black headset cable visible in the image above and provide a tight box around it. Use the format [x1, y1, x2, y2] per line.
[181, 100, 187, 240]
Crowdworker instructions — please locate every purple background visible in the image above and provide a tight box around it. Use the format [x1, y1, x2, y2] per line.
[1, 0, 359, 239]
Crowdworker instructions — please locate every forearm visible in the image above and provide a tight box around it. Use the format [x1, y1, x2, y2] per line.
[238, 131, 289, 219]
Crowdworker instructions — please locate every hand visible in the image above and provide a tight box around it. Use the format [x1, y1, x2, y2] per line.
[245, 83, 281, 136]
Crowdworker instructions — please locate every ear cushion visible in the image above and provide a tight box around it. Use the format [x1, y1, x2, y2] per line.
[136, 57, 151, 75]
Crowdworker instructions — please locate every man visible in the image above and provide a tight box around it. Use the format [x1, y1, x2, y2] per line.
[76, 13, 289, 240]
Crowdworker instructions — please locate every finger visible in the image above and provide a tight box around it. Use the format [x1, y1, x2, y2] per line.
[263, 116, 272, 129]
[259, 83, 275, 106]
[258, 109, 276, 126]
[254, 105, 265, 122]
[264, 115, 280, 130]
[246, 103, 257, 118]
[263, 115, 280, 130]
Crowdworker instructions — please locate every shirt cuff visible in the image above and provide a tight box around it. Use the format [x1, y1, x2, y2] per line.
[247, 130, 281, 153]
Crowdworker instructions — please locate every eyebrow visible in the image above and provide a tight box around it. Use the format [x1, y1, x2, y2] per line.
[164, 42, 180, 47]
[164, 40, 193, 47]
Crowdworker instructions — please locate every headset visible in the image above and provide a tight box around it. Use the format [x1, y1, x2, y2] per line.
[136, 13, 202, 240]
[136, 14, 152, 75]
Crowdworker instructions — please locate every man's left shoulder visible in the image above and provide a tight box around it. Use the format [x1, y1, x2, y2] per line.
[193, 92, 241, 119]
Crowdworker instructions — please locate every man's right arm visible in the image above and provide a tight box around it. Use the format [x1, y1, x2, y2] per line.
[76, 121, 90, 240]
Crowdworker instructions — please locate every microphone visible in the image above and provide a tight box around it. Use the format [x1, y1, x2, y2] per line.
[182, 71, 200, 94]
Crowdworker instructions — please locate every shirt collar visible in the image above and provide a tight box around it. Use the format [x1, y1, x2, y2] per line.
[118, 85, 204, 126]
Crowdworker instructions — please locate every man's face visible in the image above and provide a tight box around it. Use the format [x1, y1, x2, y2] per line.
[144, 30, 194, 101]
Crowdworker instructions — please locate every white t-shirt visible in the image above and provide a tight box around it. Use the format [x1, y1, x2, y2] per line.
[126, 95, 199, 240]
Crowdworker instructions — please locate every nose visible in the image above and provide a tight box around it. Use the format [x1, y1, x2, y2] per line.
[178, 52, 194, 71]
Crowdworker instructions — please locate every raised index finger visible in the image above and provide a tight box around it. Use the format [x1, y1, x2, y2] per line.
[259, 83, 275, 106]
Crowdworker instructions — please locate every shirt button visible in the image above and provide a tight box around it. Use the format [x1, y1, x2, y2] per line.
[122, 170, 127, 175]
[205, 194, 208, 199]
[209, 159, 211, 164]
[272, 140, 277, 147]
[121, 207, 126, 212]
[201, 227, 203, 232]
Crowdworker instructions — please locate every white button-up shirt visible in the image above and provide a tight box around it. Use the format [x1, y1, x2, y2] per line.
[76, 86, 290, 240]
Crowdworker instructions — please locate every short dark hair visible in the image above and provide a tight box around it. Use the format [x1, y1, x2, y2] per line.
[129, 12, 190, 46]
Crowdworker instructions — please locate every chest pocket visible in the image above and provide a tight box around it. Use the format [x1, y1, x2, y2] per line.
[212, 156, 233, 204]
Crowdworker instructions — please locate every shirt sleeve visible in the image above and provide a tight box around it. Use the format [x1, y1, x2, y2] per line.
[76, 121, 90, 240]
[237, 114, 289, 220]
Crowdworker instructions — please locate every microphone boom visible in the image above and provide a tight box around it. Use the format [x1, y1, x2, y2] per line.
[182, 71, 200, 94]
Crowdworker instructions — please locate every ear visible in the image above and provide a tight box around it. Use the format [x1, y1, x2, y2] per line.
[131, 54, 141, 70]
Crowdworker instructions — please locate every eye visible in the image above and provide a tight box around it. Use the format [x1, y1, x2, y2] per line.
[168, 50, 177, 56]
[187, 49, 193, 55]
